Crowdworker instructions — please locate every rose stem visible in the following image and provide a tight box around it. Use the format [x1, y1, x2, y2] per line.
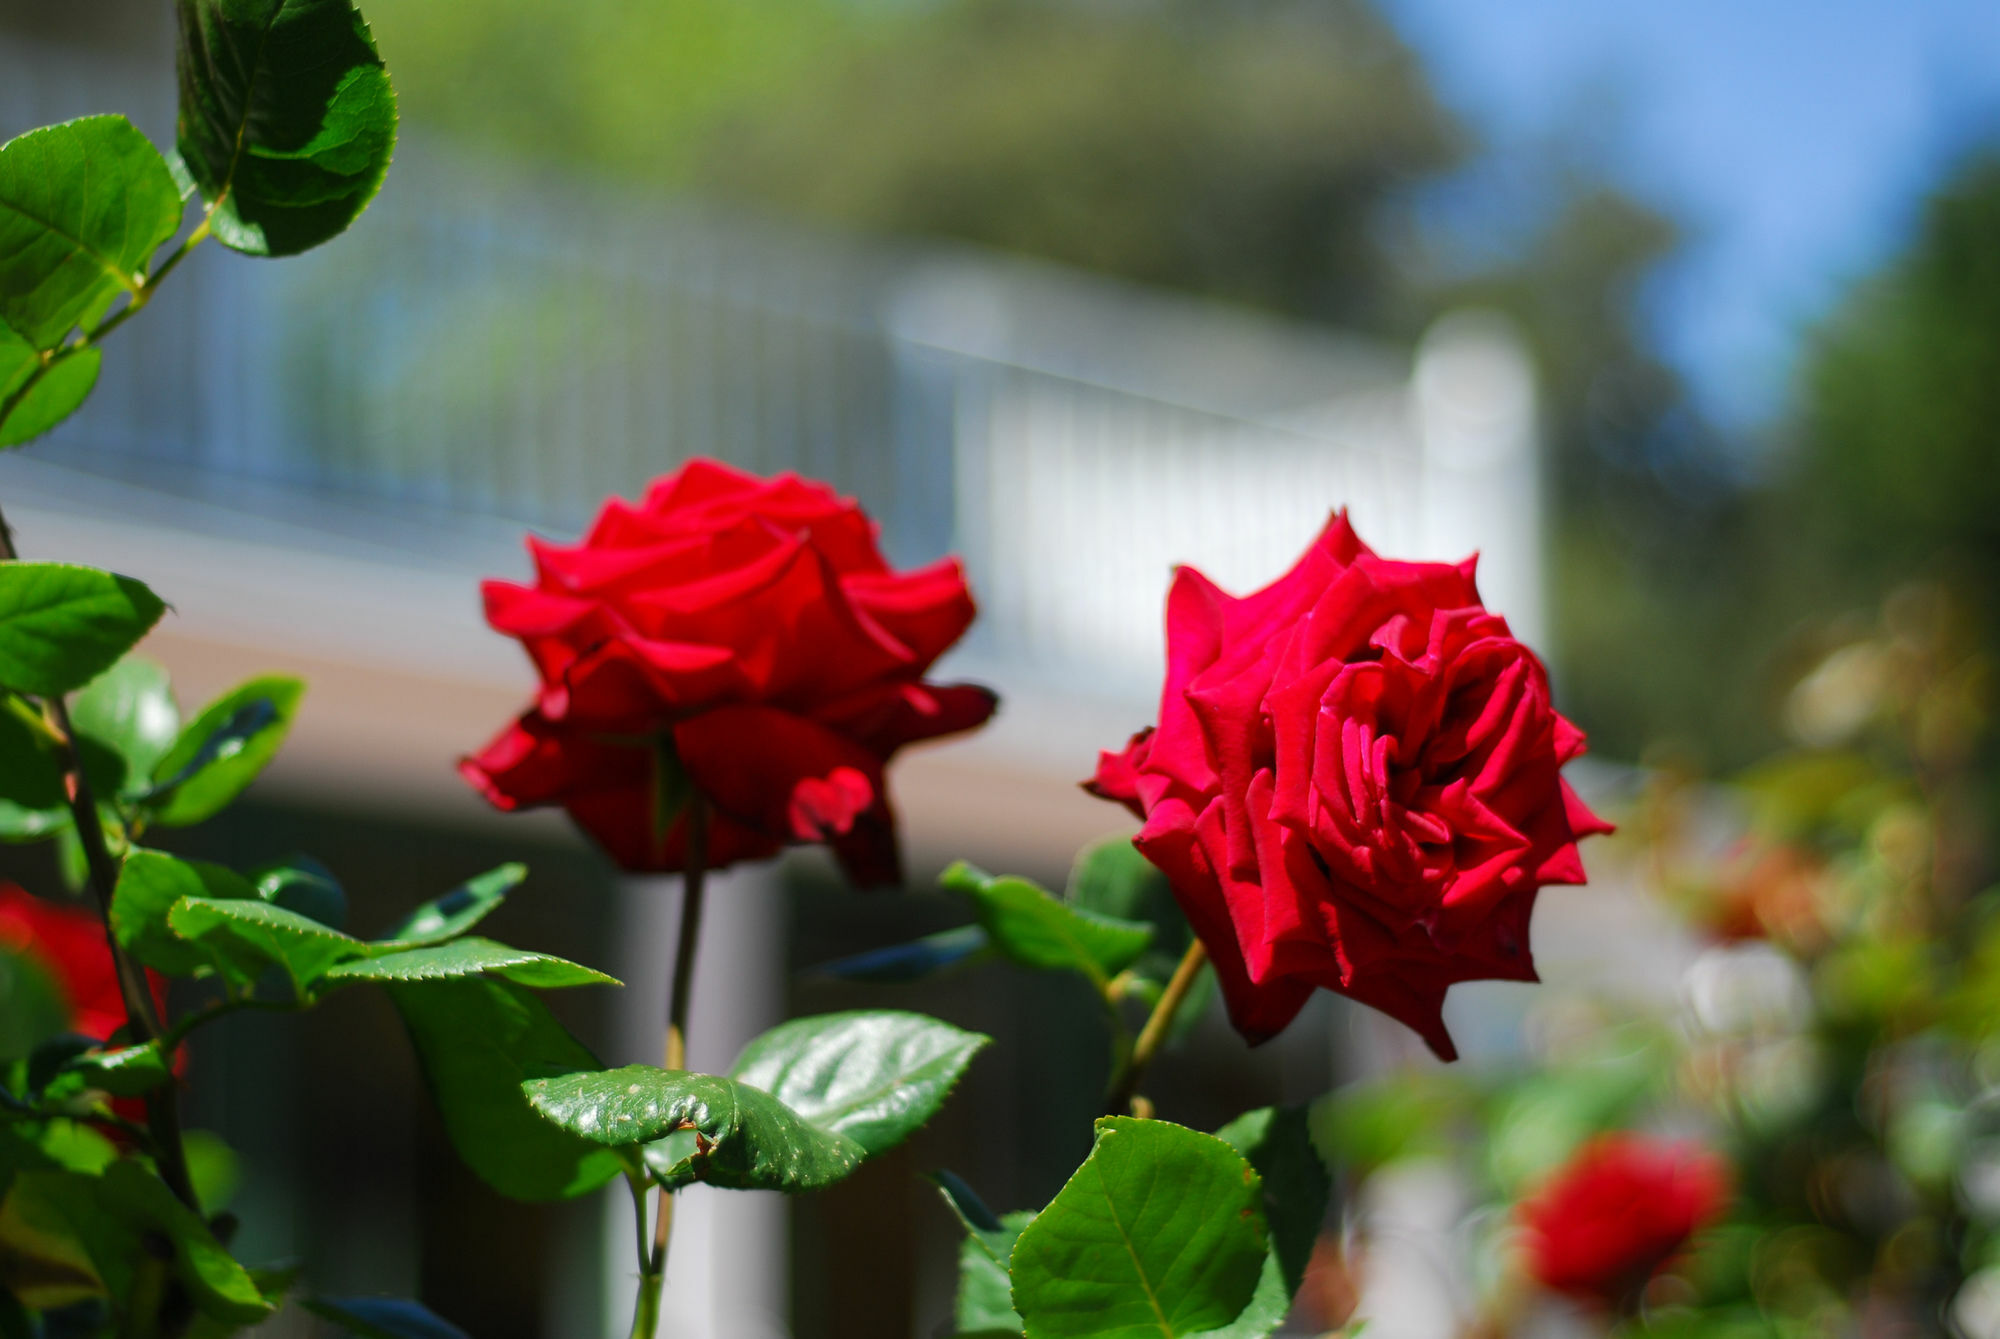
[631, 792, 710, 1336]
[0, 502, 198, 1210]
[1104, 937, 1209, 1117]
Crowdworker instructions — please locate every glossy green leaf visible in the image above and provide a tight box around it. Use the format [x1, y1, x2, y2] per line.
[388, 977, 623, 1202]
[531, 1010, 988, 1193]
[252, 855, 346, 930]
[175, 0, 398, 257]
[110, 848, 257, 978]
[322, 938, 617, 990]
[526, 1067, 866, 1192]
[934, 1171, 1032, 1336]
[0, 116, 182, 350]
[730, 1011, 988, 1155]
[0, 338, 100, 449]
[943, 862, 1152, 988]
[1010, 1118, 1268, 1339]
[1207, 1107, 1333, 1339]
[0, 695, 64, 812]
[813, 924, 992, 983]
[145, 675, 303, 826]
[303, 1296, 470, 1339]
[0, 564, 166, 699]
[169, 895, 367, 996]
[70, 654, 179, 799]
[1, 1162, 272, 1326]
[374, 864, 523, 949]
[50, 1043, 172, 1098]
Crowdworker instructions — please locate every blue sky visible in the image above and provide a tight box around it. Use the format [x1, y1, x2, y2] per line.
[1380, 0, 2000, 431]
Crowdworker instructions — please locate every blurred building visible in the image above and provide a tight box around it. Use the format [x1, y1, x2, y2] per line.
[1, 8, 1547, 1337]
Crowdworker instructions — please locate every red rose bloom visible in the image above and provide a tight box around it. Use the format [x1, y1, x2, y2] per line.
[1087, 513, 1609, 1058]
[462, 460, 997, 885]
[1518, 1133, 1730, 1308]
[0, 883, 148, 1041]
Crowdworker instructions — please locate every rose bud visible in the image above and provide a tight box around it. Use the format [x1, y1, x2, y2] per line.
[462, 460, 997, 887]
[1517, 1133, 1730, 1310]
[1086, 512, 1609, 1058]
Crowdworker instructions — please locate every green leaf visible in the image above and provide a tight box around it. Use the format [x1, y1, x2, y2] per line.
[0, 799, 68, 844]
[0, 1162, 272, 1326]
[182, 1129, 240, 1216]
[304, 1296, 469, 1339]
[0, 116, 182, 350]
[388, 977, 623, 1202]
[812, 924, 992, 983]
[1069, 838, 1209, 1036]
[252, 855, 346, 930]
[526, 1010, 989, 1194]
[942, 862, 1153, 989]
[1207, 1107, 1333, 1339]
[0, 564, 166, 699]
[0, 695, 64, 812]
[321, 938, 617, 990]
[0, 337, 101, 449]
[525, 1067, 866, 1193]
[1010, 1117, 1268, 1339]
[145, 675, 303, 826]
[110, 848, 257, 978]
[174, 0, 399, 257]
[168, 895, 367, 997]
[934, 1171, 1032, 1336]
[0, 948, 69, 1060]
[69, 655, 179, 800]
[50, 1043, 172, 1098]
[303, 1295, 470, 1338]
[374, 864, 523, 949]
[729, 1011, 989, 1156]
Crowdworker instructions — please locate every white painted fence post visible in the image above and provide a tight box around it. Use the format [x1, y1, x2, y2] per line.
[603, 867, 791, 1339]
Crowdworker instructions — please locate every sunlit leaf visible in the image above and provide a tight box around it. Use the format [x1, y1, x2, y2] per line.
[0, 564, 165, 699]
[175, 0, 399, 256]
[0, 117, 181, 350]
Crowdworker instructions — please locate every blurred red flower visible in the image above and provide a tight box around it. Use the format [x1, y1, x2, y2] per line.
[1518, 1133, 1730, 1309]
[462, 460, 996, 886]
[1087, 512, 1609, 1057]
[0, 883, 151, 1041]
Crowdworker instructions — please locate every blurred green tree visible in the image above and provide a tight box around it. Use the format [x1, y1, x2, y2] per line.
[1791, 152, 2000, 623]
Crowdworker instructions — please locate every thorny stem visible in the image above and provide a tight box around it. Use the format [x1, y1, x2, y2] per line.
[1105, 938, 1209, 1117]
[0, 505, 198, 1211]
[629, 793, 709, 1338]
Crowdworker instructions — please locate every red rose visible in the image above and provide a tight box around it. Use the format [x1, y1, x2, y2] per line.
[0, 883, 148, 1041]
[1517, 1133, 1730, 1308]
[1087, 513, 1609, 1058]
[462, 460, 997, 885]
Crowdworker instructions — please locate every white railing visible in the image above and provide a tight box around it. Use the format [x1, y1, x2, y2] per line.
[3, 38, 1541, 694]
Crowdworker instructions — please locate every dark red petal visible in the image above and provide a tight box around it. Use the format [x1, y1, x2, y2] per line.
[673, 706, 901, 885]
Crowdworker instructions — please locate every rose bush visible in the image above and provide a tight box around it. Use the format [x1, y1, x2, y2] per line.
[1088, 512, 1609, 1057]
[462, 459, 997, 885]
[1516, 1132, 1729, 1308]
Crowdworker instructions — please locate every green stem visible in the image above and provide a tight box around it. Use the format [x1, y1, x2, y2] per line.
[0, 506, 199, 1212]
[1103, 938, 1208, 1117]
[626, 1171, 664, 1339]
[627, 794, 710, 1339]
[0, 216, 211, 433]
